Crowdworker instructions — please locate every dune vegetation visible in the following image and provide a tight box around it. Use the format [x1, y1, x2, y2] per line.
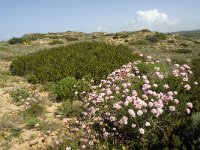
[0, 30, 200, 149]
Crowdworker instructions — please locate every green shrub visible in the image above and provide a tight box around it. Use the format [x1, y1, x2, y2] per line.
[154, 32, 167, 40]
[64, 37, 78, 41]
[140, 29, 151, 32]
[145, 35, 158, 43]
[145, 32, 167, 43]
[56, 100, 83, 117]
[8, 37, 26, 44]
[130, 40, 150, 45]
[167, 40, 175, 43]
[54, 76, 77, 100]
[172, 49, 192, 54]
[49, 40, 63, 45]
[192, 58, 200, 77]
[53, 75, 92, 101]
[180, 43, 189, 47]
[10, 42, 142, 83]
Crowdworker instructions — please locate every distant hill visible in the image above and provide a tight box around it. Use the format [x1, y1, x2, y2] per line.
[171, 29, 200, 39]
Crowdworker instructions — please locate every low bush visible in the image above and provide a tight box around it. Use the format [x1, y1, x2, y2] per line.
[172, 49, 192, 54]
[49, 40, 63, 45]
[130, 40, 150, 45]
[180, 43, 189, 47]
[145, 32, 167, 43]
[154, 32, 167, 40]
[192, 58, 200, 77]
[167, 40, 175, 43]
[8, 37, 26, 44]
[10, 42, 142, 83]
[54, 76, 77, 100]
[53, 75, 92, 101]
[145, 35, 158, 43]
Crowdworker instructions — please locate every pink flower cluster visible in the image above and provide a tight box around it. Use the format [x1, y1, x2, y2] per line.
[83, 55, 196, 140]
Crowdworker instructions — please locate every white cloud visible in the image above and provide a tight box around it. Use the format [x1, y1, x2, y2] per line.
[136, 9, 168, 24]
[121, 9, 180, 32]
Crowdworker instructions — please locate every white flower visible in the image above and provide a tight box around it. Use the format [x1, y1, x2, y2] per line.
[187, 102, 193, 109]
[163, 84, 169, 89]
[186, 108, 190, 114]
[169, 106, 175, 112]
[174, 99, 179, 104]
[66, 147, 71, 150]
[131, 124, 136, 128]
[137, 110, 143, 116]
[139, 128, 145, 134]
[184, 84, 191, 90]
[153, 84, 158, 88]
[148, 102, 153, 107]
[145, 122, 151, 127]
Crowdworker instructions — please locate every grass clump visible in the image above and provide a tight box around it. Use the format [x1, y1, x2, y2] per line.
[9, 88, 29, 104]
[10, 42, 142, 83]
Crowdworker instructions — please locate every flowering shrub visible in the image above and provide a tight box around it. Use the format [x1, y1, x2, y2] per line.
[81, 56, 198, 149]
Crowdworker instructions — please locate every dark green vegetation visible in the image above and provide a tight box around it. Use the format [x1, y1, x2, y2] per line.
[145, 32, 167, 43]
[49, 40, 64, 45]
[10, 42, 142, 83]
[173, 29, 200, 39]
[172, 48, 192, 54]
[8, 37, 27, 44]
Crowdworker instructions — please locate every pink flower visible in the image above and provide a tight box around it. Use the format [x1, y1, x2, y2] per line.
[113, 103, 122, 110]
[139, 128, 145, 134]
[194, 82, 198, 85]
[132, 90, 138, 96]
[128, 109, 136, 118]
[119, 116, 128, 125]
[110, 116, 116, 122]
[131, 123, 136, 128]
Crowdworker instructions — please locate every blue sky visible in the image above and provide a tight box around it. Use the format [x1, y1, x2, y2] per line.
[1, 0, 200, 40]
